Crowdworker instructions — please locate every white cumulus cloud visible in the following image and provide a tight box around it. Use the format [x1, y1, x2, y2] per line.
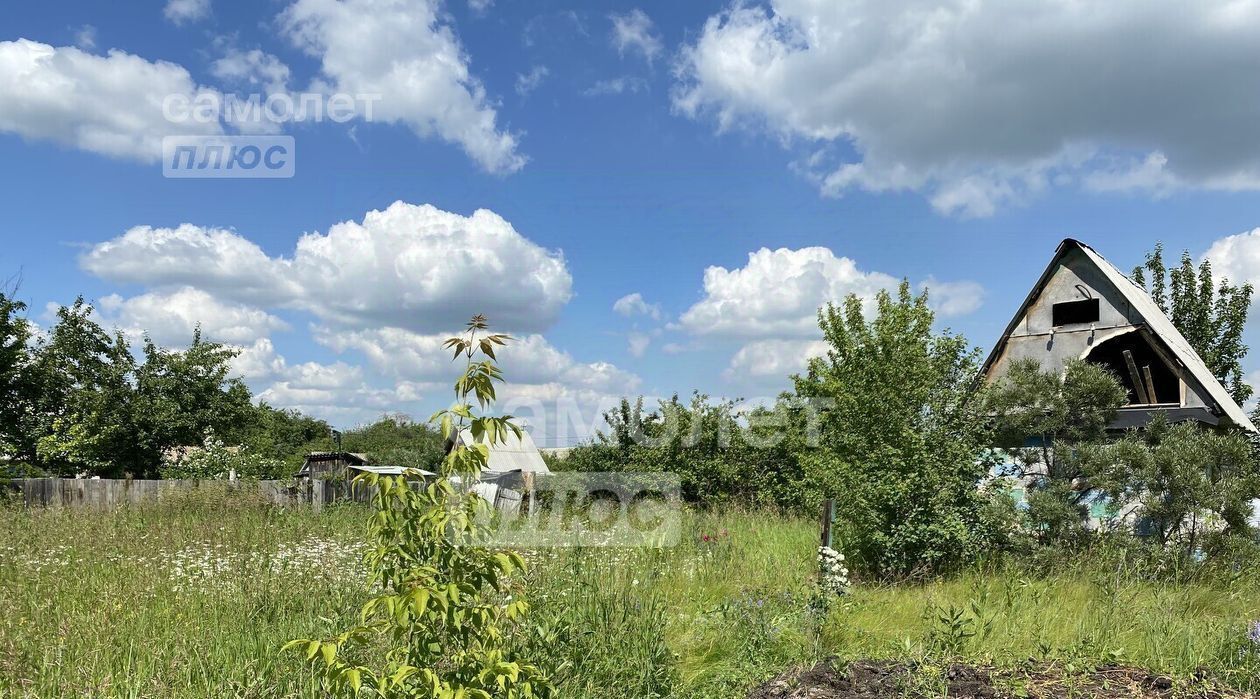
[724, 338, 828, 380]
[0, 39, 223, 162]
[677, 247, 899, 338]
[165, 0, 212, 25]
[613, 292, 662, 320]
[610, 9, 663, 64]
[315, 327, 640, 394]
[919, 277, 985, 318]
[1204, 228, 1260, 289]
[314, 326, 642, 441]
[515, 65, 549, 97]
[626, 331, 652, 358]
[674, 0, 1260, 217]
[210, 47, 290, 94]
[81, 223, 289, 301]
[74, 25, 97, 50]
[230, 338, 291, 382]
[97, 287, 289, 346]
[679, 246, 983, 392]
[81, 201, 573, 334]
[230, 336, 433, 425]
[278, 0, 525, 173]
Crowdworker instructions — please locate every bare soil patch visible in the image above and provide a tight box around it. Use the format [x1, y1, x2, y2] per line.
[748, 660, 1254, 698]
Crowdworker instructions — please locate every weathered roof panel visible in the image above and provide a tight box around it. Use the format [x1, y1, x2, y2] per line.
[455, 420, 551, 475]
[348, 464, 435, 477]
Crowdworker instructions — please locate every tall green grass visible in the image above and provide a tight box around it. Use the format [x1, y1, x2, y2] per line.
[0, 493, 1257, 698]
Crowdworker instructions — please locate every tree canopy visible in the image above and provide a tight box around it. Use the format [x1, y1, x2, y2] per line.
[0, 290, 352, 478]
[1132, 243, 1253, 404]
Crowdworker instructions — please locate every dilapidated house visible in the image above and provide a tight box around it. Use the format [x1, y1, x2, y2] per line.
[981, 238, 1255, 433]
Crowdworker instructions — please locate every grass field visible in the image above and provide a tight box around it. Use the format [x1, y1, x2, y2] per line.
[1, 489, 1258, 698]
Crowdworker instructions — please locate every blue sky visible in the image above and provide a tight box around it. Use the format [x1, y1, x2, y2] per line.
[5, 0, 1260, 443]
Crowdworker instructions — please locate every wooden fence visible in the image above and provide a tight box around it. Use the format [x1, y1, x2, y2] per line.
[0, 476, 523, 513]
[0, 477, 328, 509]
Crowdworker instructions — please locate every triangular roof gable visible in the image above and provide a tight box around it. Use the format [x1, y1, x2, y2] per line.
[981, 238, 1256, 432]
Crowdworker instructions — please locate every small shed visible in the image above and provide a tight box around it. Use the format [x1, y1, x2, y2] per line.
[295, 452, 371, 479]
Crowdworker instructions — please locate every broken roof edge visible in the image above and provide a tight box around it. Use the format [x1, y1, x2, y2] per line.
[980, 238, 1257, 433]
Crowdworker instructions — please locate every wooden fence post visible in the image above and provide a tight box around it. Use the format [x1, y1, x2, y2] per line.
[820, 499, 835, 550]
[312, 479, 325, 512]
[523, 471, 536, 516]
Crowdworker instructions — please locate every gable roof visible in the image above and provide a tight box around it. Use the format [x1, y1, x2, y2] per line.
[982, 238, 1256, 432]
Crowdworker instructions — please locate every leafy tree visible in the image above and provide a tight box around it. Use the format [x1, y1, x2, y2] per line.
[11, 296, 271, 478]
[1132, 243, 1253, 404]
[243, 404, 333, 470]
[792, 281, 994, 578]
[25, 299, 137, 476]
[985, 358, 1128, 544]
[340, 414, 446, 472]
[288, 316, 552, 698]
[129, 330, 256, 475]
[0, 287, 32, 459]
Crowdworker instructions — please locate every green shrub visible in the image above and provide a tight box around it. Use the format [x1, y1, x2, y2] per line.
[160, 432, 287, 480]
[557, 394, 817, 513]
[793, 281, 995, 579]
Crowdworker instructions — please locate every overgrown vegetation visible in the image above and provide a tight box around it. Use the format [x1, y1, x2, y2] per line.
[793, 282, 997, 579]
[2, 496, 1259, 698]
[564, 250, 1260, 583]
[555, 393, 813, 511]
[4, 240, 1260, 697]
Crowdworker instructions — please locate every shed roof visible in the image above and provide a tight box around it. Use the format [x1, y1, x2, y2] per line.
[452, 419, 550, 475]
[294, 451, 372, 478]
[348, 464, 435, 477]
[982, 238, 1256, 432]
[304, 452, 370, 464]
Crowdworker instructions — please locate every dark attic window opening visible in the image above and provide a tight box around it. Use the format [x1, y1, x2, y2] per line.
[1085, 334, 1180, 406]
[1052, 298, 1100, 326]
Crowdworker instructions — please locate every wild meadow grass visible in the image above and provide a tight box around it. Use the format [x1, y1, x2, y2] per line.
[1, 491, 1258, 698]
